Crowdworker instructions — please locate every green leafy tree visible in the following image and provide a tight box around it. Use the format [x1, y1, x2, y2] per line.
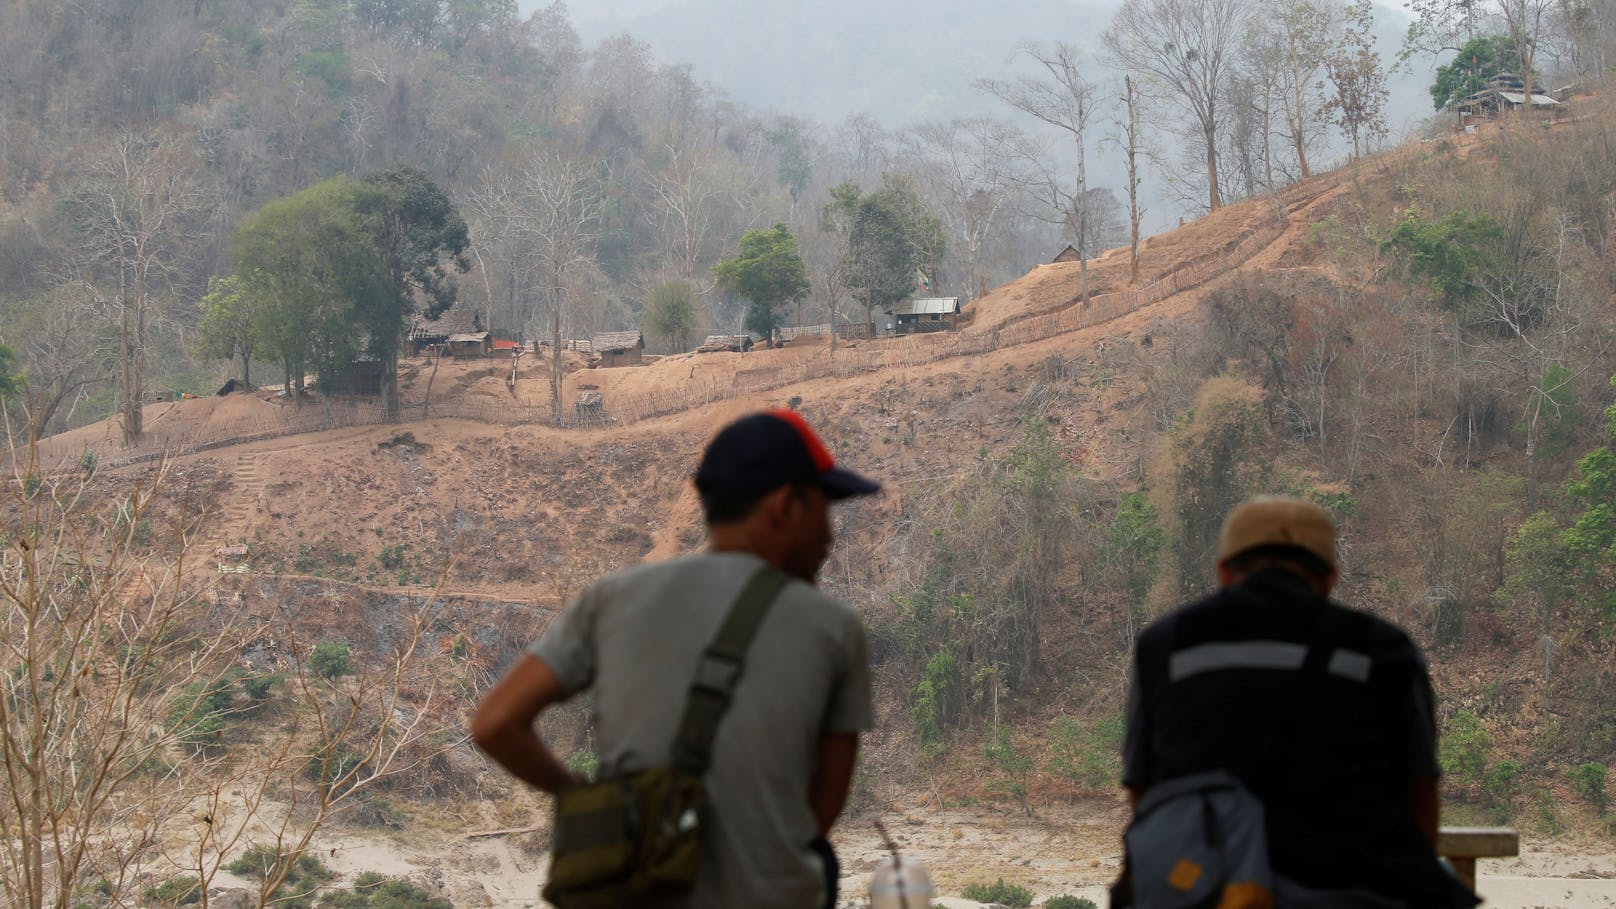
[353, 165, 470, 420]
[1381, 207, 1507, 319]
[1430, 35, 1525, 110]
[837, 177, 945, 332]
[713, 223, 809, 337]
[1103, 491, 1165, 607]
[232, 168, 466, 413]
[234, 179, 390, 405]
[196, 275, 265, 387]
[1558, 377, 1616, 615]
[643, 279, 700, 352]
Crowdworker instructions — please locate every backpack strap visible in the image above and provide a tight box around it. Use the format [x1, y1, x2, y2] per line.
[671, 566, 792, 774]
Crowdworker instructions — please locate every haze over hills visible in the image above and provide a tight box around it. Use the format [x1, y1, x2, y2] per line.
[527, 0, 1446, 229]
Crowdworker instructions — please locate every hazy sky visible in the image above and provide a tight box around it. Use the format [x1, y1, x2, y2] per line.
[522, 0, 1444, 135]
[516, 0, 1447, 230]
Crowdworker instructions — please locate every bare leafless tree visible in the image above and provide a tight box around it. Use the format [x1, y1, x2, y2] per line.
[70, 129, 205, 445]
[979, 43, 1101, 302]
[0, 442, 472, 909]
[514, 152, 605, 422]
[905, 118, 1034, 301]
[1105, 0, 1250, 211]
[1120, 76, 1145, 284]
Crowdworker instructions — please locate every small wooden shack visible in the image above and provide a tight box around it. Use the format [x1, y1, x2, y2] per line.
[591, 330, 645, 368]
[447, 331, 493, 359]
[1053, 244, 1083, 263]
[889, 297, 962, 334]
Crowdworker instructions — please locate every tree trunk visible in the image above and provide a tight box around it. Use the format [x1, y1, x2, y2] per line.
[1125, 77, 1141, 286]
[551, 291, 563, 424]
[1292, 80, 1311, 178]
[1205, 126, 1223, 211]
[381, 347, 399, 422]
[1076, 127, 1089, 303]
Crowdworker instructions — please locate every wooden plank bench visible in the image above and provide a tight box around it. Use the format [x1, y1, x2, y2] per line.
[1438, 826, 1519, 889]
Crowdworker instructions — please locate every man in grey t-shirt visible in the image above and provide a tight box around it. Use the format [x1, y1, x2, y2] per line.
[471, 410, 878, 908]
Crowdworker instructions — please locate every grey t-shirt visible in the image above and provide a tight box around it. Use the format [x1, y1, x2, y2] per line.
[530, 552, 873, 909]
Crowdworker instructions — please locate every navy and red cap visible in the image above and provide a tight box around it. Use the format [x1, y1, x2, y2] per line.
[694, 409, 881, 501]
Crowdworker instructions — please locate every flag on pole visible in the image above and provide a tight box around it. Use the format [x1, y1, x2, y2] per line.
[915, 268, 932, 293]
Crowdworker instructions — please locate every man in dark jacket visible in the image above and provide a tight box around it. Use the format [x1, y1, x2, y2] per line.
[1122, 496, 1476, 907]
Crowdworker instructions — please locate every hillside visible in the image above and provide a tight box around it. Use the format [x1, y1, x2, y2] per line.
[46, 106, 1616, 906]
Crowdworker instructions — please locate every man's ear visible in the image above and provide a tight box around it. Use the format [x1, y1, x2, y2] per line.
[756, 485, 795, 526]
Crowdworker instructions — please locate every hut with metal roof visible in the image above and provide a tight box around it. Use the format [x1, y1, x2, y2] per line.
[1455, 73, 1561, 121]
[410, 306, 484, 355]
[889, 297, 962, 334]
[591, 330, 645, 367]
[446, 331, 492, 359]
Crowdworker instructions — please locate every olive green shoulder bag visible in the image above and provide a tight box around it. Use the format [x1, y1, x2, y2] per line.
[542, 566, 791, 908]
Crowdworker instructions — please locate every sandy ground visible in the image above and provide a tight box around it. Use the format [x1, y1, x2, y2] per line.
[270, 806, 1616, 908]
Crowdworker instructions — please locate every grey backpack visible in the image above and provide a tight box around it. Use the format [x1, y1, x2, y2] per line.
[1123, 769, 1273, 909]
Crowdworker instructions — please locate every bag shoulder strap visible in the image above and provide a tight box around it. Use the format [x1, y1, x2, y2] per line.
[670, 565, 792, 773]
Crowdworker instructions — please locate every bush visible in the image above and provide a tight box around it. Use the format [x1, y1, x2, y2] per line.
[169, 678, 237, 754]
[378, 543, 407, 571]
[227, 846, 334, 909]
[1567, 763, 1608, 812]
[352, 795, 405, 829]
[564, 749, 599, 782]
[144, 875, 202, 907]
[1043, 897, 1098, 909]
[1046, 714, 1124, 788]
[962, 877, 1034, 907]
[983, 724, 1033, 811]
[242, 672, 283, 702]
[309, 641, 351, 680]
[1440, 710, 1489, 785]
[1483, 759, 1521, 807]
[317, 872, 451, 908]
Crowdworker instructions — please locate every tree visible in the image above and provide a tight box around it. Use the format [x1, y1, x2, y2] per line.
[515, 152, 604, 422]
[70, 129, 205, 444]
[1255, 0, 1339, 180]
[354, 165, 469, 421]
[905, 117, 1032, 302]
[835, 178, 945, 332]
[978, 43, 1100, 301]
[1430, 35, 1525, 109]
[642, 279, 699, 353]
[0, 287, 106, 443]
[1323, 0, 1389, 160]
[1120, 76, 1146, 284]
[196, 275, 265, 388]
[1105, 0, 1250, 211]
[234, 179, 391, 406]
[713, 223, 810, 337]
